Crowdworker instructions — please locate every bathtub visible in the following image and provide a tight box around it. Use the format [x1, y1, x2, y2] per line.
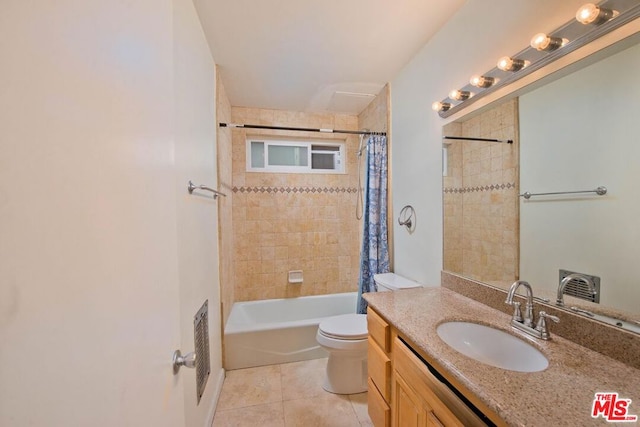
[224, 292, 358, 370]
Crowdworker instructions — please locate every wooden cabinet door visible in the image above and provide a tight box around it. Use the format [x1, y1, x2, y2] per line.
[426, 410, 446, 427]
[393, 336, 474, 427]
[393, 371, 426, 427]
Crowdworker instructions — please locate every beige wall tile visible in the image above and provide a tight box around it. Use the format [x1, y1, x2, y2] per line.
[227, 107, 367, 302]
[443, 98, 519, 283]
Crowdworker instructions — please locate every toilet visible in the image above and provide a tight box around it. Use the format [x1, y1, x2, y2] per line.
[316, 272, 423, 394]
[372, 272, 423, 293]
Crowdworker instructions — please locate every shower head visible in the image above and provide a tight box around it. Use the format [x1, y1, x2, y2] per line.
[357, 130, 370, 157]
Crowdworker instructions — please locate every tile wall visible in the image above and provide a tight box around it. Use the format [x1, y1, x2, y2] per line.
[443, 99, 519, 286]
[230, 109, 362, 301]
[358, 84, 392, 268]
[216, 85, 390, 310]
[216, 70, 234, 324]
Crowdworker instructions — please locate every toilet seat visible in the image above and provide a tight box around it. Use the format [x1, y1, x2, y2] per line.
[318, 314, 367, 340]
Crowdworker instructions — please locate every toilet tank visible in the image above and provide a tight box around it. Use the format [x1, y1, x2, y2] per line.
[373, 273, 423, 292]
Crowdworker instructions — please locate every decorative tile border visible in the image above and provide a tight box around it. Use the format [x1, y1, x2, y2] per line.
[232, 186, 357, 194]
[443, 182, 516, 194]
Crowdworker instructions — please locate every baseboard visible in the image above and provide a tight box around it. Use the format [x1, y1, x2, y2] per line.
[205, 368, 225, 427]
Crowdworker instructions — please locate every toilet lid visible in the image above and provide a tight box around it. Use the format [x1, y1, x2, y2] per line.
[374, 272, 422, 290]
[319, 314, 368, 340]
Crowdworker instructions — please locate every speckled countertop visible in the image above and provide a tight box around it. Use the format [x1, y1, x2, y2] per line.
[364, 287, 640, 426]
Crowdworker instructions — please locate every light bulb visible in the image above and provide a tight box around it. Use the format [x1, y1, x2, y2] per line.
[432, 101, 451, 112]
[497, 56, 525, 72]
[449, 90, 471, 101]
[576, 3, 615, 25]
[469, 75, 495, 88]
[530, 33, 564, 52]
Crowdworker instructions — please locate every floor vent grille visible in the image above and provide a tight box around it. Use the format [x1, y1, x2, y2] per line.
[194, 300, 210, 404]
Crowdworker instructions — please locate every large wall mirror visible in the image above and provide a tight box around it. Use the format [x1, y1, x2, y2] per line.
[442, 28, 640, 327]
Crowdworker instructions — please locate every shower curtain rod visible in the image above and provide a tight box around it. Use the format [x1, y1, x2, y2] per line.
[219, 122, 386, 136]
[443, 136, 513, 144]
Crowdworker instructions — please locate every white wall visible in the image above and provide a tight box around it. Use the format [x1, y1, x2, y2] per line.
[391, 0, 586, 285]
[173, 0, 223, 424]
[0, 0, 221, 425]
[520, 43, 640, 314]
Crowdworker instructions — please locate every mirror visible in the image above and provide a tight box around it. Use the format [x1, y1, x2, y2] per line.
[443, 34, 640, 323]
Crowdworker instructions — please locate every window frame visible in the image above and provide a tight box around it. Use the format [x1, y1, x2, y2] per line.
[246, 137, 346, 174]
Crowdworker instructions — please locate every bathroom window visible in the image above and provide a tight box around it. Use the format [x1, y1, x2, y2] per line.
[246, 138, 345, 174]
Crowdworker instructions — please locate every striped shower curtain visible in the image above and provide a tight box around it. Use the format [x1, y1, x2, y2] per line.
[357, 135, 390, 314]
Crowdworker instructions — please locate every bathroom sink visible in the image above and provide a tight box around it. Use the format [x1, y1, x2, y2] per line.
[436, 322, 548, 372]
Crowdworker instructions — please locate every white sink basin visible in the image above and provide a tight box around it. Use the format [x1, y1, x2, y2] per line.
[436, 322, 548, 372]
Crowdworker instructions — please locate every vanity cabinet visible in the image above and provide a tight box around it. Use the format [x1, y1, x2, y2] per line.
[393, 336, 467, 427]
[367, 308, 392, 427]
[367, 308, 489, 427]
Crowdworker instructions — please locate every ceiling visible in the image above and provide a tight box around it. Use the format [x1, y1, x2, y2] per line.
[193, 0, 466, 115]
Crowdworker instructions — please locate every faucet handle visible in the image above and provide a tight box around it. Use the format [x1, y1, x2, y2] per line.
[535, 311, 560, 339]
[511, 301, 523, 323]
[539, 311, 560, 323]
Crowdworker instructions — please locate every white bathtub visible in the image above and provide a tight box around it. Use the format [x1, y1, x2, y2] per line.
[224, 292, 358, 370]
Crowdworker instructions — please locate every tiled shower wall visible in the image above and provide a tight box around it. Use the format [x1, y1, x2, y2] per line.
[358, 85, 392, 268]
[443, 99, 519, 286]
[216, 71, 234, 324]
[230, 109, 362, 302]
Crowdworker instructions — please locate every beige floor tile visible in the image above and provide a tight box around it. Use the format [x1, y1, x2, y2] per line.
[217, 364, 282, 411]
[283, 393, 361, 427]
[212, 402, 285, 427]
[281, 357, 328, 401]
[214, 359, 373, 426]
[348, 392, 372, 425]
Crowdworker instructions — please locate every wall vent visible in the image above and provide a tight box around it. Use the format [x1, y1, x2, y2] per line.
[559, 269, 601, 303]
[194, 300, 210, 404]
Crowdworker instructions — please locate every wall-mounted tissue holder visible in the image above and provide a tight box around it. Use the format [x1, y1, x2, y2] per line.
[288, 270, 303, 283]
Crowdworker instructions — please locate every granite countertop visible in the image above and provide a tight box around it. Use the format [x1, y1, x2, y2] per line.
[364, 287, 640, 426]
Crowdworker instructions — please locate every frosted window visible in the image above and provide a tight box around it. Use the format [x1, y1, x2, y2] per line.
[268, 145, 308, 167]
[246, 139, 344, 174]
[250, 141, 265, 168]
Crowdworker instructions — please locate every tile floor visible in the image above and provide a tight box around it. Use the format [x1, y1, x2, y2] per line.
[212, 357, 373, 427]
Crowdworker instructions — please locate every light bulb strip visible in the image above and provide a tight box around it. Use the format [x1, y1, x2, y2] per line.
[434, 0, 640, 118]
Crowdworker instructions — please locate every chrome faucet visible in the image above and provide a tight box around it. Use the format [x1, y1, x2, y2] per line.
[506, 280, 535, 327]
[505, 280, 559, 340]
[557, 273, 597, 307]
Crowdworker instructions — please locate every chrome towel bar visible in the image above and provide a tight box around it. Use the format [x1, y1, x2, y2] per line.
[187, 181, 227, 199]
[520, 186, 606, 200]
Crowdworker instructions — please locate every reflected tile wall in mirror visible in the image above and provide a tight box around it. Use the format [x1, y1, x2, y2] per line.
[443, 99, 519, 287]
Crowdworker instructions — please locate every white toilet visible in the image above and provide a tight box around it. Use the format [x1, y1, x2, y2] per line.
[316, 272, 423, 394]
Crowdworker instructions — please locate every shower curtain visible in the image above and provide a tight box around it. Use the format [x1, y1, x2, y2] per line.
[357, 135, 390, 314]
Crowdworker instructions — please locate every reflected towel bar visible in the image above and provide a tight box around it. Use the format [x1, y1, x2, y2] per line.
[188, 181, 227, 199]
[520, 186, 607, 199]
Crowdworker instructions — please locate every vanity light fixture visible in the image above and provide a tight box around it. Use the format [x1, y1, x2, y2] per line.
[469, 75, 495, 88]
[433, 0, 640, 118]
[530, 33, 566, 52]
[432, 101, 451, 112]
[449, 89, 471, 101]
[576, 3, 616, 25]
[496, 56, 526, 72]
